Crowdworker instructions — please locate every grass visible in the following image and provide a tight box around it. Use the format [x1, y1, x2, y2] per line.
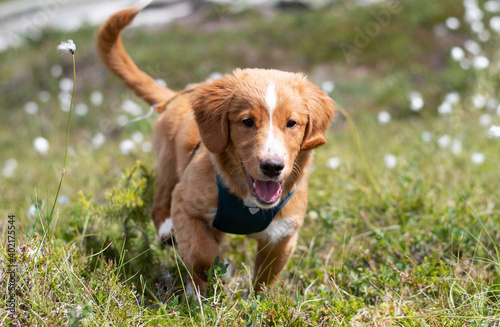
[1, 0, 500, 325]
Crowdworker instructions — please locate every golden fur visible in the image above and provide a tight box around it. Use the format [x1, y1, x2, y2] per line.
[97, 6, 335, 294]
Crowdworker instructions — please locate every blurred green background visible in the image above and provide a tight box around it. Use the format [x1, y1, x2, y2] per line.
[1, 0, 500, 325]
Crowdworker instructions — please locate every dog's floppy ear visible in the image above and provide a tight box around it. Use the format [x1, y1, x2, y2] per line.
[301, 85, 335, 151]
[190, 76, 235, 154]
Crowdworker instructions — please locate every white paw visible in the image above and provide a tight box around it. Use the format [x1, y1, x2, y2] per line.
[158, 217, 174, 240]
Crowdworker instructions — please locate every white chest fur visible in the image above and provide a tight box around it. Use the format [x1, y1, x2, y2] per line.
[250, 216, 297, 244]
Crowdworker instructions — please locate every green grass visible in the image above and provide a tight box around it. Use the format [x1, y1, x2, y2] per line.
[1, 0, 500, 325]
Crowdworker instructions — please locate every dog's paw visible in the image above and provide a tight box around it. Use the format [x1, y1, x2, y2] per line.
[158, 217, 176, 245]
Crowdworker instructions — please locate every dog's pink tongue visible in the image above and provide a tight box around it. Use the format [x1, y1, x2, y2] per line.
[254, 180, 281, 203]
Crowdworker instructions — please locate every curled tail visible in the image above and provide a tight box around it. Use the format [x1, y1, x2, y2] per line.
[97, 5, 176, 108]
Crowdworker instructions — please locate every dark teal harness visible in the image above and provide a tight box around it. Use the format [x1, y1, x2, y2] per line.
[213, 175, 295, 235]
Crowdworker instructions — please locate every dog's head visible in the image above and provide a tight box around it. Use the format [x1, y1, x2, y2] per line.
[191, 69, 334, 208]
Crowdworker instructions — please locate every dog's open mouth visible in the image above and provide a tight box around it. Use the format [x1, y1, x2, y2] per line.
[242, 164, 283, 206]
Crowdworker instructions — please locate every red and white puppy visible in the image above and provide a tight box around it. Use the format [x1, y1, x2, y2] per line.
[97, 5, 334, 294]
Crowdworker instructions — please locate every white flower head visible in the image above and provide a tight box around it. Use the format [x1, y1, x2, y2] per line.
[378, 111, 391, 125]
[485, 1, 500, 13]
[446, 17, 460, 30]
[209, 72, 224, 81]
[451, 140, 462, 155]
[57, 39, 76, 54]
[479, 114, 492, 127]
[445, 92, 460, 104]
[326, 157, 341, 170]
[131, 131, 144, 144]
[464, 40, 481, 55]
[142, 141, 153, 153]
[34, 137, 50, 156]
[438, 135, 451, 148]
[487, 125, 500, 138]
[120, 139, 135, 155]
[321, 81, 335, 93]
[438, 102, 453, 115]
[471, 152, 485, 165]
[421, 131, 432, 143]
[451, 47, 465, 61]
[490, 16, 500, 32]
[90, 91, 103, 106]
[472, 94, 486, 109]
[473, 56, 490, 70]
[384, 154, 397, 169]
[2, 158, 18, 178]
[91, 133, 105, 149]
[409, 92, 424, 111]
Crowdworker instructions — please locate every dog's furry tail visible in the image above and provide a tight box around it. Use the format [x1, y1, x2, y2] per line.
[97, 4, 176, 107]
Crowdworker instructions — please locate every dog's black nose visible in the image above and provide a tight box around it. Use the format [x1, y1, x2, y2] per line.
[260, 158, 284, 178]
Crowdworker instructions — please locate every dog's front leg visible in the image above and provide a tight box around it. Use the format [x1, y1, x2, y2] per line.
[172, 194, 222, 295]
[253, 232, 298, 292]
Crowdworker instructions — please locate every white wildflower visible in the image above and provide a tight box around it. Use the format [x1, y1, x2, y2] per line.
[120, 139, 135, 155]
[142, 141, 153, 153]
[421, 131, 432, 143]
[121, 99, 142, 116]
[51, 65, 62, 78]
[487, 98, 498, 111]
[57, 39, 76, 54]
[478, 30, 490, 42]
[116, 115, 128, 126]
[460, 58, 471, 70]
[409, 92, 424, 111]
[24, 101, 39, 115]
[2, 158, 18, 178]
[487, 125, 500, 138]
[479, 114, 492, 126]
[496, 104, 500, 116]
[464, 40, 481, 54]
[438, 135, 451, 148]
[471, 152, 485, 165]
[90, 91, 103, 106]
[321, 81, 335, 93]
[472, 94, 486, 108]
[486, 1, 500, 12]
[33, 137, 50, 156]
[75, 103, 88, 116]
[445, 92, 460, 104]
[446, 17, 460, 30]
[471, 20, 484, 33]
[326, 157, 341, 170]
[451, 140, 462, 155]
[27, 204, 38, 218]
[490, 16, 500, 32]
[39, 91, 51, 103]
[384, 154, 397, 169]
[473, 56, 490, 69]
[209, 72, 224, 80]
[131, 131, 144, 144]
[91, 133, 105, 149]
[464, 6, 484, 23]
[378, 111, 391, 125]
[58, 196, 70, 205]
[451, 47, 465, 61]
[438, 102, 453, 115]
[59, 78, 74, 92]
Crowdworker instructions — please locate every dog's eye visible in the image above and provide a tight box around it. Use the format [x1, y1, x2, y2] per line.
[242, 119, 254, 127]
[286, 120, 297, 128]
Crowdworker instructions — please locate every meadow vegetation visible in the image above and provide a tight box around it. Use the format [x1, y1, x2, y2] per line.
[1, 0, 500, 325]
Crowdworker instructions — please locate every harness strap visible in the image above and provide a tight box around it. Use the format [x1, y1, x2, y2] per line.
[213, 174, 295, 235]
